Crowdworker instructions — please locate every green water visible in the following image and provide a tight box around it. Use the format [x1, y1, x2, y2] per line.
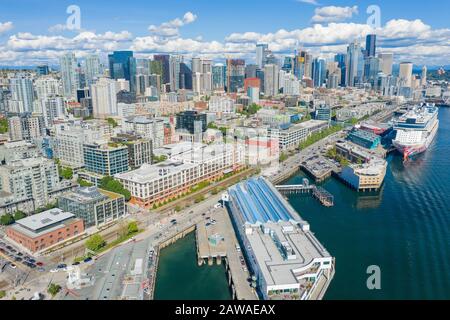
[154, 232, 232, 300]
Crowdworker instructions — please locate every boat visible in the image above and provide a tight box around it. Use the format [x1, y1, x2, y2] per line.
[392, 103, 439, 161]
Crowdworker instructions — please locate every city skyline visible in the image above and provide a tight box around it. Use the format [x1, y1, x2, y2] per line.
[0, 0, 449, 67]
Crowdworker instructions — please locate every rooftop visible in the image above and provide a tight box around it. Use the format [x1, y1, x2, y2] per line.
[115, 160, 196, 183]
[13, 208, 75, 234]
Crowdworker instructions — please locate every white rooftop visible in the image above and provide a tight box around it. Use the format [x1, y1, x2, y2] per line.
[15, 208, 75, 232]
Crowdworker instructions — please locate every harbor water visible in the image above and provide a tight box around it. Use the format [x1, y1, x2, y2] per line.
[153, 232, 232, 300]
[284, 106, 450, 299]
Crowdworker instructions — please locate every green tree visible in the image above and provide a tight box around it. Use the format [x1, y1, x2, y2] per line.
[0, 214, 15, 226]
[85, 234, 106, 252]
[194, 195, 205, 203]
[106, 118, 118, 128]
[59, 167, 73, 180]
[0, 290, 6, 299]
[0, 118, 8, 134]
[152, 154, 168, 164]
[207, 122, 218, 129]
[77, 178, 93, 187]
[13, 211, 26, 221]
[47, 283, 61, 297]
[174, 205, 182, 212]
[99, 176, 131, 201]
[279, 152, 288, 162]
[247, 103, 261, 115]
[127, 221, 139, 235]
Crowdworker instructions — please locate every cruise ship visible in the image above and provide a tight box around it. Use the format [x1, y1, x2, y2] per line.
[392, 104, 439, 161]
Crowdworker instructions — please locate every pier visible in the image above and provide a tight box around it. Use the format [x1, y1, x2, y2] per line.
[276, 180, 334, 207]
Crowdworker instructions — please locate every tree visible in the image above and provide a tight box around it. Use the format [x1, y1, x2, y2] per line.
[0, 290, 6, 299]
[47, 283, 61, 297]
[99, 176, 131, 201]
[152, 154, 167, 164]
[127, 221, 139, 235]
[0, 214, 15, 226]
[59, 167, 73, 180]
[13, 211, 26, 221]
[279, 153, 288, 162]
[106, 118, 118, 128]
[77, 178, 93, 187]
[85, 234, 106, 252]
[194, 195, 205, 203]
[0, 118, 8, 134]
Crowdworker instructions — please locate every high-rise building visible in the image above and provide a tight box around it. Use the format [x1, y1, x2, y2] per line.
[180, 62, 193, 90]
[226, 59, 245, 93]
[378, 53, 394, 76]
[365, 34, 377, 57]
[264, 64, 280, 97]
[36, 65, 50, 76]
[60, 53, 79, 100]
[111, 134, 153, 169]
[85, 54, 101, 86]
[39, 96, 65, 126]
[153, 55, 170, 85]
[8, 114, 45, 142]
[345, 41, 364, 87]
[212, 64, 226, 90]
[91, 78, 118, 119]
[108, 51, 136, 92]
[9, 76, 34, 113]
[364, 56, 380, 85]
[169, 55, 182, 92]
[399, 62, 413, 88]
[0, 157, 60, 209]
[245, 64, 258, 79]
[35, 77, 61, 100]
[335, 53, 347, 86]
[421, 66, 427, 86]
[312, 58, 326, 88]
[256, 44, 269, 69]
[192, 58, 212, 94]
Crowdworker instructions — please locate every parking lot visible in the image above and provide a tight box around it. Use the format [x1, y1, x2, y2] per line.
[0, 239, 45, 272]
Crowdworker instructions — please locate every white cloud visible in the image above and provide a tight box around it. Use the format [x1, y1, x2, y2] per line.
[0, 16, 449, 66]
[312, 6, 359, 23]
[0, 21, 13, 34]
[296, 0, 320, 5]
[148, 11, 197, 38]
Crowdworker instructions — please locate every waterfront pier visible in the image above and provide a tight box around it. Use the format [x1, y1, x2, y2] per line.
[276, 181, 334, 207]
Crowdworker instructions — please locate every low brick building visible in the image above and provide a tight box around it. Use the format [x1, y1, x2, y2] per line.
[6, 208, 84, 253]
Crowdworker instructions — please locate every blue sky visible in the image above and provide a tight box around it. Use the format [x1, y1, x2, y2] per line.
[0, 0, 449, 66]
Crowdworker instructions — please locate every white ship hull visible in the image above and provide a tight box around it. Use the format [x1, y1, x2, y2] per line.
[393, 119, 439, 160]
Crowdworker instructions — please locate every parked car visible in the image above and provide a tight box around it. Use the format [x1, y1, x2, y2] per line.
[57, 263, 67, 269]
[10, 264, 17, 269]
[72, 262, 80, 266]
[83, 257, 92, 263]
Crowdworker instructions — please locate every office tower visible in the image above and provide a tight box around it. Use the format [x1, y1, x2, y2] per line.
[264, 52, 278, 66]
[378, 53, 394, 76]
[108, 51, 136, 92]
[365, 34, 377, 57]
[226, 59, 245, 93]
[115, 79, 130, 92]
[245, 64, 258, 79]
[399, 62, 413, 88]
[304, 53, 313, 79]
[256, 44, 269, 69]
[60, 53, 79, 99]
[36, 65, 50, 76]
[256, 69, 265, 93]
[8, 114, 45, 142]
[149, 60, 163, 78]
[169, 55, 182, 92]
[345, 41, 364, 87]
[9, 76, 34, 113]
[364, 56, 380, 85]
[335, 53, 347, 86]
[83, 142, 129, 176]
[135, 74, 149, 96]
[85, 54, 101, 86]
[91, 78, 118, 119]
[192, 58, 212, 94]
[264, 64, 280, 97]
[149, 74, 161, 93]
[312, 58, 326, 87]
[176, 110, 207, 134]
[153, 54, 170, 85]
[282, 57, 294, 73]
[180, 62, 193, 90]
[212, 64, 226, 90]
[123, 116, 164, 148]
[0, 157, 60, 209]
[421, 66, 427, 86]
[327, 73, 339, 89]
